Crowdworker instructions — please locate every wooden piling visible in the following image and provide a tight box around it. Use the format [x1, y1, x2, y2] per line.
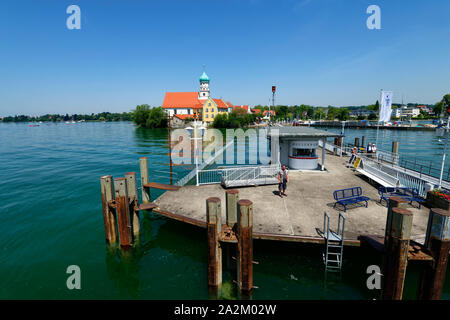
[418, 208, 450, 300]
[355, 137, 360, 148]
[140, 157, 150, 203]
[125, 172, 140, 239]
[384, 197, 410, 247]
[392, 141, 399, 163]
[114, 177, 132, 247]
[237, 199, 253, 293]
[206, 197, 222, 289]
[100, 175, 117, 245]
[381, 206, 413, 300]
[361, 136, 366, 150]
[226, 189, 239, 228]
[392, 141, 399, 155]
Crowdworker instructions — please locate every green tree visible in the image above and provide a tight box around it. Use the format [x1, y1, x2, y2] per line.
[132, 104, 151, 127]
[212, 113, 229, 128]
[145, 107, 168, 128]
[433, 101, 445, 117]
[337, 108, 350, 121]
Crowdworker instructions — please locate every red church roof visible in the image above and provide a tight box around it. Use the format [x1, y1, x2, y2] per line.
[162, 92, 204, 109]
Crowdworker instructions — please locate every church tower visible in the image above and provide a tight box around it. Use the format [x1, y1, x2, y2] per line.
[198, 71, 210, 100]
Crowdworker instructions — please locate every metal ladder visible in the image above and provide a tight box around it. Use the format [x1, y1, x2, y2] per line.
[321, 212, 345, 270]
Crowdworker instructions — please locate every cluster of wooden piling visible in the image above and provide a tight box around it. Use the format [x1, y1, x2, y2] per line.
[100, 157, 160, 248]
[100, 173, 141, 247]
[361, 196, 450, 300]
[207, 189, 255, 297]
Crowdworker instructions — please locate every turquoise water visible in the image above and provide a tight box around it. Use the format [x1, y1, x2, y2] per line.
[0, 122, 449, 299]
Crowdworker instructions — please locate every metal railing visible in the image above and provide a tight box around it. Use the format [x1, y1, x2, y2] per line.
[221, 164, 280, 187]
[195, 164, 281, 186]
[176, 139, 235, 186]
[358, 153, 449, 197]
[318, 140, 351, 156]
[346, 142, 450, 182]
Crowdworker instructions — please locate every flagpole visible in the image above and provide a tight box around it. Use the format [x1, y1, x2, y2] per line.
[376, 89, 382, 149]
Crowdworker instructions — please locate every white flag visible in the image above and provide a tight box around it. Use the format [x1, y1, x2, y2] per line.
[379, 91, 393, 123]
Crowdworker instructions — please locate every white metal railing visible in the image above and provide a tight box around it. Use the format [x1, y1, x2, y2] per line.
[196, 164, 281, 186]
[319, 140, 351, 156]
[361, 161, 400, 187]
[176, 139, 234, 186]
[221, 164, 281, 187]
[357, 153, 449, 197]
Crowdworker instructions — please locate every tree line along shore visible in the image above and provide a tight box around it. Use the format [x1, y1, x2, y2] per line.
[2, 94, 448, 129]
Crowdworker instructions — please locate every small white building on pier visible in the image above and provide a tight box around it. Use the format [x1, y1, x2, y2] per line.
[268, 127, 342, 170]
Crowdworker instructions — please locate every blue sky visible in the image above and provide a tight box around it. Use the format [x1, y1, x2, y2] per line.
[1, 0, 449, 116]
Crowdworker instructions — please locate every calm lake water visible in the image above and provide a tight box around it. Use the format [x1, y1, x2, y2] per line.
[0, 122, 449, 299]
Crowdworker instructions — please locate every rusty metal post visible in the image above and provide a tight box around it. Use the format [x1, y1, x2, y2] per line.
[100, 175, 117, 245]
[418, 208, 450, 300]
[237, 199, 253, 293]
[114, 177, 132, 247]
[206, 197, 222, 289]
[125, 172, 139, 239]
[381, 207, 413, 300]
[226, 189, 239, 228]
[140, 157, 150, 203]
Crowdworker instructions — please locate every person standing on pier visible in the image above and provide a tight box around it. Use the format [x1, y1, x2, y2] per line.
[372, 144, 377, 154]
[348, 147, 357, 166]
[367, 143, 372, 154]
[278, 165, 289, 197]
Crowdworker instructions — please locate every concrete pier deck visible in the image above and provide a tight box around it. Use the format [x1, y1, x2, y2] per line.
[153, 150, 430, 246]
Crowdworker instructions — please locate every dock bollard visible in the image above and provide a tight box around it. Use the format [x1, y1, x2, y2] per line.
[206, 197, 222, 289]
[417, 208, 450, 300]
[125, 172, 140, 239]
[100, 175, 118, 245]
[237, 199, 254, 293]
[139, 157, 150, 203]
[114, 178, 132, 248]
[381, 206, 413, 300]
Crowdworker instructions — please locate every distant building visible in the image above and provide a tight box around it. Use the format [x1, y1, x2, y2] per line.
[394, 106, 420, 118]
[161, 72, 239, 123]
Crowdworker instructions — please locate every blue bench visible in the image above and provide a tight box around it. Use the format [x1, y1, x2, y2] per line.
[378, 186, 425, 209]
[333, 187, 370, 212]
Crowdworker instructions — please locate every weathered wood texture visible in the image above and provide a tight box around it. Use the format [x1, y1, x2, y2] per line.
[226, 189, 239, 228]
[114, 178, 132, 247]
[125, 172, 139, 239]
[100, 175, 117, 244]
[237, 199, 253, 293]
[206, 197, 222, 288]
[382, 206, 413, 300]
[139, 157, 150, 203]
